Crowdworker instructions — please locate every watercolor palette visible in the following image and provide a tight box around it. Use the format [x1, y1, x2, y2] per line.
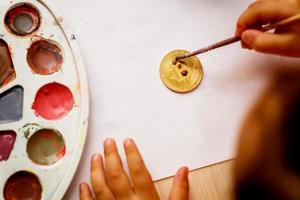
[0, 0, 89, 199]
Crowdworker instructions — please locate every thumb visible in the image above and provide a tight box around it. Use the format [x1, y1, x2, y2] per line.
[169, 167, 189, 200]
[241, 29, 296, 56]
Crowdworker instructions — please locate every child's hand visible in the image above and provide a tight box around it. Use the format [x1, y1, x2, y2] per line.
[79, 138, 189, 200]
[236, 0, 300, 57]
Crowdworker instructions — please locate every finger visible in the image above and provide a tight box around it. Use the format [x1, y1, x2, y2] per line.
[236, 1, 296, 36]
[169, 167, 189, 200]
[90, 153, 115, 200]
[241, 29, 300, 57]
[80, 183, 93, 200]
[241, 41, 253, 50]
[124, 139, 160, 199]
[104, 138, 133, 198]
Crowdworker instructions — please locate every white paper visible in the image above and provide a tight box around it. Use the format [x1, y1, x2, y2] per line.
[49, 0, 299, 199]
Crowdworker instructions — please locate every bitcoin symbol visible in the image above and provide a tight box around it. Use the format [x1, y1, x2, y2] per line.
[160, 50, 203, 93]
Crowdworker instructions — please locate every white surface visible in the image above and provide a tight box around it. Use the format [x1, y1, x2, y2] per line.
[53, 0, 296, 198]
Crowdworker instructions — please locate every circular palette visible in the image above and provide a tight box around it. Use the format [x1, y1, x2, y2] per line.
[0, 0, 89, 199]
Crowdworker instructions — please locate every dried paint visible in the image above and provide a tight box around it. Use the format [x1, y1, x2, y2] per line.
[0, 86, 23, 124]
[22, 123, 42, 139]
[27, 129, 65, 165]
[0, 39, 15, 87]
[27, 40, 63, 75]
[0, 131, 16, 161]
[5, 3, 40, 36]
[4, 171, 42, 200]
[32, 83, 74, 120]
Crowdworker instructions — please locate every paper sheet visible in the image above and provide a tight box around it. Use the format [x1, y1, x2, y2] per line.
[50, 0, 296, 198]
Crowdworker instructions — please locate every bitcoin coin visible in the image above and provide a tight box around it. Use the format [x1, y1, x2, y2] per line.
[160, 50, 203, 93]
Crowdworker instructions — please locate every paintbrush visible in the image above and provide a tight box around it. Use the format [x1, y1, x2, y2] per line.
[175, 13, 300, 63]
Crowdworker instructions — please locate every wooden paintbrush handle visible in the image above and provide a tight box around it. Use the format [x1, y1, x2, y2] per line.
[262, 13, 300, 31]
[187, 36, 241, 58]
[179, 13, 300, 60]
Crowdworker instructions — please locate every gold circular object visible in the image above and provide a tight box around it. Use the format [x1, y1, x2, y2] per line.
[160, 50, 203, 93]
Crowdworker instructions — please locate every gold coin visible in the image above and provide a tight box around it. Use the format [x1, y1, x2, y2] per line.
[160, 50, 203, 93]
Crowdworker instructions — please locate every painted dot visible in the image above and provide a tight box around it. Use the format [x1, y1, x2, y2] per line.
[32, 83, 74, 120]
[27, 40, 63, 75]
[0, 39, 15, 87]
[0, 131, 16, 162]
[181, 70, 188, 76]
[5, 3, 40, 36]
[4, 171, 42, 200]
[27, 129, 66, 165]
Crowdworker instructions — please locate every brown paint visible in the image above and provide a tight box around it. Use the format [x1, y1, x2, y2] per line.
[27, 40, 63, 75]
[4, 171, 42, 200]
[5, 3, 40, 36]
[0, 40, 15, 87]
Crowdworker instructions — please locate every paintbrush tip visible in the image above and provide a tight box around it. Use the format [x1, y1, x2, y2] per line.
[173, 55, 186, 65]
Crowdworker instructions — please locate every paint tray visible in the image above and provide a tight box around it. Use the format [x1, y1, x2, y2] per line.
[0, 0, 89, 199]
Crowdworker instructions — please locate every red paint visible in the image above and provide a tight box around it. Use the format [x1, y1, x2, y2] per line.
[32, 83, 74, 120]
[39, 131, 53, 139]
[5, 3, 40, 36]
[4, 171, 42, 200]
[60, 145, 66, 157]
[0, 131, 16, 161]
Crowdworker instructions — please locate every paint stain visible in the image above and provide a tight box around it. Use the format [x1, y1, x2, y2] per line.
[0, 131, 16, 161]
[22, 123, 42, 139]
[27, 129, 65, 165]
[23, 131, 30, 139]
[0, 39, 15, 87]
[4, 171, 42, 200]
[5, 3, 40, 36]
[0, 86, 23, 124]
[32, 83, 74, 120]
[27, 40, 63, 75]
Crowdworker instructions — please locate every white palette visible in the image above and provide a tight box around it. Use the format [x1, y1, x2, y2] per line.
[0, 0, 88, 199]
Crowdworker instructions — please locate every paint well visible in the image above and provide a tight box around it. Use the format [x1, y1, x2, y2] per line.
[5, 3, 40, 36]
[27, 40, 63, 75]
[27, 129, 65, 165]
[0, 131, 16, 161]
[0, 86, 23, 124]
[32, 83, 74, 120]
[4, 171, 42, 200]
[14, 14, 34, 33]
[0, 39, 15, 87]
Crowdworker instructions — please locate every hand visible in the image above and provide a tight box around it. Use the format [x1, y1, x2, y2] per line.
[236, 0, 300, 57]
[234, 70, 300, 200]
[79, 138, 189, 200]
